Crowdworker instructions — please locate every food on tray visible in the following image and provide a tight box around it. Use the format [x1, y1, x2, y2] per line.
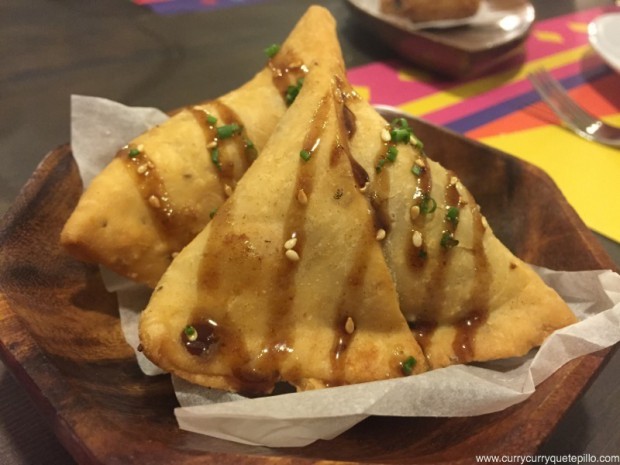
[379, 0, 481, 23]
[139, 66, 429, 394]
[139, 15, 575, 391]
[59, 4, 576, 393]
[60, 6, 344, 288]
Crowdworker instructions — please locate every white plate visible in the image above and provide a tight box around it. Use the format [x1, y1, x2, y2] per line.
[588, 12, 620, 74]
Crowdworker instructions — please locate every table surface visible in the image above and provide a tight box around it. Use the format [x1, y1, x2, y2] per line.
[1, 1, 619, 463]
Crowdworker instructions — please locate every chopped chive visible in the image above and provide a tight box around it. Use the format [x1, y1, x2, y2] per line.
[411, 164, 424, 177]
[441, 231, 459, 249]
[390, 128, 412, 144]
[300, 149, 311, 161]
[244, 138, 255, 151]
[184, 325, 198, 342]
[217, 123, 241, 139]
[206, 114, 217, 125]
[411, 135, 424, 151]
[210, 147, 221, 170]
[285, 78, 304, 106]
[264, 43, 280, 58]
[420, 195, 437, 214]
[446, 206, 460, 226]
[375, 158, 387, 173]
[386, 145, 398, 162]
[390, 117, 409, 129]
[128, 148, 141, 158]
[401, 356, 417, 375]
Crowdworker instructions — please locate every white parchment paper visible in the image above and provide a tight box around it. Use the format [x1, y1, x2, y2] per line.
[71, 95, 620, 448]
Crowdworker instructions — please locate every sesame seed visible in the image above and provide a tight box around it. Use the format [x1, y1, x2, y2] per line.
[285, 249, 300, 262]
[412, 230, 423, 248]
[137, 144, 145, 152]
[381, 128, 391, 142]
[345, 317, 355, 334]
[147, 161, 155, 169]
[206, 140, 217, 149]
[137, 164, 148, 174]
[410, 205, 420, 221]
[297, 188, 308, 205]
[376, 228, 386, 241]
[359, 182, 369, 193]
[415, 158, 425, 167]
[284, 237, 298, 250]
[148, 195, 161, 208]
[224, 184, 234, 197]
[450, 176, 458, 186]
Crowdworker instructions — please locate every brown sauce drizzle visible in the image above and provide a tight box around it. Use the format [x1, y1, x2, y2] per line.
[189, 100, 252, 196]
[119, 147, 189, 252]
[410, 320, 437, 352]
[268, 50, 308, 102]
[181, 321, 219, 356]
[451, 206, 490, 363]
[408, 155, 433, 268]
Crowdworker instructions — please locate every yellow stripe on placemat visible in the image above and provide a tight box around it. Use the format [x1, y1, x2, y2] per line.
[478, 114, 620, 242]
[400, 45, 592, 117]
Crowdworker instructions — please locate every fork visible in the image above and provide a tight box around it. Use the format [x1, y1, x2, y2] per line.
[528, 68, 620, 147]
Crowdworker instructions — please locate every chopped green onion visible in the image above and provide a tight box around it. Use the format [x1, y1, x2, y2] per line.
[411, 164, 424, 177]
[401, 355, 416, 375]
[375, 158, 387, 173]
[411, 135, 424, 151]
[441, 231, 459, 249]
[128, 148, 141, 158]
[390, 117, 409, 129]
[217, 123, 241, 139]
[446, 206, 460, 226]
[386, 145, 398, 162]
[285, 78, 304, 106]
[209, 208, 217, 219]
[206, 114, 217, 125]
[300, 149, 311, 161]
[244, 138, 255, 151]
[184, 325, 198, 342]
[419, 195, 437, 214]
[390, 128, 412, 144]
[264, 43, 280, 58]
[418, 248, 428, 260]
[210, 147, 221, 170]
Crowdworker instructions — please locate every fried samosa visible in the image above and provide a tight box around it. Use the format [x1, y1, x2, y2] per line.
[339, 85, 578, 369]
[139, 66, 428, 394]
[60, 6, 345, 287]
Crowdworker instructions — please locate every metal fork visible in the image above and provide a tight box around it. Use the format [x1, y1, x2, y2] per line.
[528, 68, 620, 147]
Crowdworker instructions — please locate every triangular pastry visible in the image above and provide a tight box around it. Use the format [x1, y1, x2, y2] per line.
[60, 6, 344, 287]
[139, 66, 428, 394]
[339, 86, 578, 369]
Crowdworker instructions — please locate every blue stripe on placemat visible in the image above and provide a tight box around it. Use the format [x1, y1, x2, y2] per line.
[445, 64, 613, 134]
[139, 0, 270, 15]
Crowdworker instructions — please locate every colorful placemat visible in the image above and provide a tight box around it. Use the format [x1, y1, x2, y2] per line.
[348, 6, 620, 243]
[133, 0, 269, 15]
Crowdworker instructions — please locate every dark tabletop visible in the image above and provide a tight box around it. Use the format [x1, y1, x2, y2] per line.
[1, 1, 619, 463]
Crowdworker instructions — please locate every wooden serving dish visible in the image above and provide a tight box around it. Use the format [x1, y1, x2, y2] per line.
[0, 110, 616, 464]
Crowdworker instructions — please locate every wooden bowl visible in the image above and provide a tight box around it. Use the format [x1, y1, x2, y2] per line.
[0, 109, 616, 464]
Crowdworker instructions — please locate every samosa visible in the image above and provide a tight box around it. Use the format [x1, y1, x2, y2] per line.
[60, 6, 345, 287]
[139, 66, 428, 394]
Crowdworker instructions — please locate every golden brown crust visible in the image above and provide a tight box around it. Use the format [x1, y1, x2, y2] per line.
[380, 0, 480, 22]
